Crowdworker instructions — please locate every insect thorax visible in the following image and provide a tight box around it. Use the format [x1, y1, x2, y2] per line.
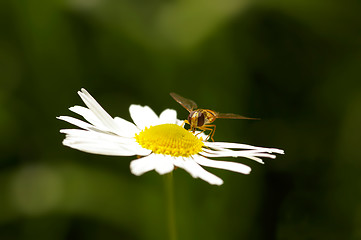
[203, 110, 217, 124]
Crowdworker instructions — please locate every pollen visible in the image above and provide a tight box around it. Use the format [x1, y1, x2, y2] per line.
[135, 124, 204, 157]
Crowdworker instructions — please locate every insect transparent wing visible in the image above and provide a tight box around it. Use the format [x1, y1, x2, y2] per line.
[216, 112, 259, 120]
[170, 92, 198, 111]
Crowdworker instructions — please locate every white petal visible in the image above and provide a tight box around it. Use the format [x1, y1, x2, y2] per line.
[60, 129, 143, 156]
[129, 105, 159, 129]
[130, 154, 158, 176]
[58, 116, 145, 154]
[173, 157, 223, 185]
[78, 89, 120, 132]
[63, 142, 133, 156]
[159, 109, 177, 124]
[57, 116, 93, 130]
[206, 141, 284, 152]
[202, 146, 285, 163]
[154, 155, 174, 175]
[200, 148, 265, 163]
[60, 129, 129, 143]
[204, 142, 258, 151]
[204, 142, 284, 163]
[114, 117, 140, 137]
[244, 156, 265, 163]
[128, 143, 153, 156]
[193, 155, 251, 174]
[130, 154, 174, 176]
[69, 106, 108, 130]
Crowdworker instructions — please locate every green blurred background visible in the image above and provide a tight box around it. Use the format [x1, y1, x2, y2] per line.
[1, 0, 361, 239]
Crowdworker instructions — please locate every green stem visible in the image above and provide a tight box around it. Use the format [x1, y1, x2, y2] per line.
[164, 172, 177, 240]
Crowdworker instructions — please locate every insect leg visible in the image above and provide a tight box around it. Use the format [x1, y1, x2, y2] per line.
[206, 124, 216, 141]
[181, 120, 190, 128]
[197, 125, 216, 141]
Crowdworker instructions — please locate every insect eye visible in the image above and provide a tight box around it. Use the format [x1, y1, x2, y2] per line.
[188, 111, 194, 125]
[197, 112, 205, 127]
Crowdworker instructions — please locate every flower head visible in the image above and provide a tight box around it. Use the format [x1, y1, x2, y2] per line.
[58, 89, 284, 185]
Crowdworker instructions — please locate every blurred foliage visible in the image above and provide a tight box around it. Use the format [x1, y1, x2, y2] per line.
[1, 0, 361, 239]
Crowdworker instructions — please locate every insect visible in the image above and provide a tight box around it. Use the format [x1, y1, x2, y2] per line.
[170, 92, 258, 141]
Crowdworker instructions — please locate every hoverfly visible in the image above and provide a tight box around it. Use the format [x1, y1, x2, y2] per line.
[170, 92, 258, 141]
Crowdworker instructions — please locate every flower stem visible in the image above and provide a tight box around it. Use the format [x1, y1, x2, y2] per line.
[164, 172, 177, 240]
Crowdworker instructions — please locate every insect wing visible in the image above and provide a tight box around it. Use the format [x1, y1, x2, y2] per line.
[216, 112, 259, 120]
[170, 92, 198, 112]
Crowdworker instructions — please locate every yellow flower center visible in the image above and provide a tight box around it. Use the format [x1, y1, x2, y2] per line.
[135, 124, 204, 157]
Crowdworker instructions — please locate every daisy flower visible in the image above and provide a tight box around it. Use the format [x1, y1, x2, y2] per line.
[57, 89, 284, 185]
